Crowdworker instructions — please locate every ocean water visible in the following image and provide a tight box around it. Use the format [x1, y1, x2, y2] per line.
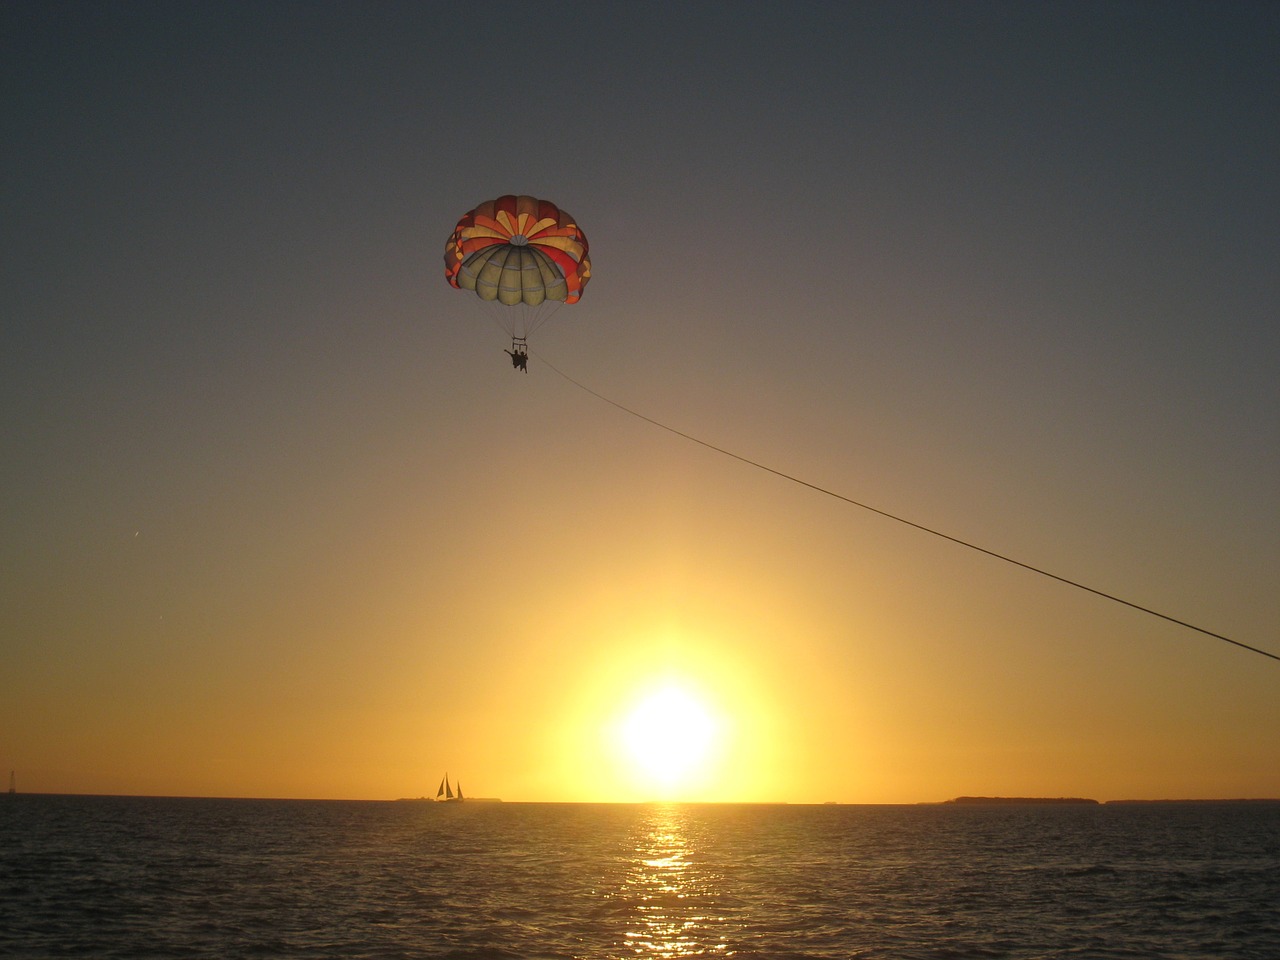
[2, 796, 1277, 959]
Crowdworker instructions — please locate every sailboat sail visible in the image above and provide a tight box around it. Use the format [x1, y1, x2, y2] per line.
[435, 773, 461, 801]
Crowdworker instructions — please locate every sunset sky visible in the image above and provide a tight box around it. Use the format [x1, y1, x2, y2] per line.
[4, 1, 1277, 804]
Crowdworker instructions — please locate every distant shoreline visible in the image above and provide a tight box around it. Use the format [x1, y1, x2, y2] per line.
[932, 796, 1280, 806]
[941, 796, 1099, 805]
[6, 793, 1279, 805]
[1102, 798, 1280, 805]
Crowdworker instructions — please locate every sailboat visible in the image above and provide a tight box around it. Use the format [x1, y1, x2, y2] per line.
[435, 773, 464, 802]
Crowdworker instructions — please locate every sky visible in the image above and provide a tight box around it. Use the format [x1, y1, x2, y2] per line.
[3, 1, 1277, 804]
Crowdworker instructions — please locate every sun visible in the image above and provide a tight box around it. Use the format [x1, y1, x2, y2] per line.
[618, 683, 720, 794]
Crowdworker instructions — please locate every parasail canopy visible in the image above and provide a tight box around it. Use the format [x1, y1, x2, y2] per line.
[444, 195, 590, 308]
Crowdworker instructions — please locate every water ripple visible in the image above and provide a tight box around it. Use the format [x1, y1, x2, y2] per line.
[2, 797, 1278, 958]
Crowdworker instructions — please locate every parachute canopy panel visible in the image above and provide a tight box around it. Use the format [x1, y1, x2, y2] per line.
[445, 195, 591, 306]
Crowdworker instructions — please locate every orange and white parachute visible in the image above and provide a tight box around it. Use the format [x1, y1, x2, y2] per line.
[445, 195, 590, 346]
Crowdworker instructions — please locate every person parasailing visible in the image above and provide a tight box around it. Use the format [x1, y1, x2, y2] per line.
[504, 339, 529, 373]
[443, 195, 591, 370]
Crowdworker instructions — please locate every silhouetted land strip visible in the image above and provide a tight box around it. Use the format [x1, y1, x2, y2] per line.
[939, 797, 1280, 806]
[1104, 798, 1280, 805]
[945, 796, 1100, 805]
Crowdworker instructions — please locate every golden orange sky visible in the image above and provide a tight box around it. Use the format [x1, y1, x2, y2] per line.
[8, 453, 1277, 803]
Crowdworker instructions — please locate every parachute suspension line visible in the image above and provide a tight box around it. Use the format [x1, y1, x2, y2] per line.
[530, 299, 565, 339]
[478, 300, 563, 345]
[532, 351, 1279, 665]
[481, 302, 513, 341]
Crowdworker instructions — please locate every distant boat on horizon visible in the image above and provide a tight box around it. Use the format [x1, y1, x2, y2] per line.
[436, 773, 463, 803]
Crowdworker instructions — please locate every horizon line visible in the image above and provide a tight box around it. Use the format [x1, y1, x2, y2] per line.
[9, 791, 1280, 806]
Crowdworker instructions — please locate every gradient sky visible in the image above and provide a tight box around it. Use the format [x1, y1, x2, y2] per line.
[3, 1, 1277, 803]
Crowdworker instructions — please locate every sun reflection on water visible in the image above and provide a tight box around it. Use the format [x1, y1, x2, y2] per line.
[620, 805, 733, 958]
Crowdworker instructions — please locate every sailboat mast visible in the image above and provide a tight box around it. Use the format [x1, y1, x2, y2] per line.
[432, 771, 465, 802]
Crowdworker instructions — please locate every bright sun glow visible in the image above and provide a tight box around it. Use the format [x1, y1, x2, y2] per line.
[619, 684, 719, 793]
